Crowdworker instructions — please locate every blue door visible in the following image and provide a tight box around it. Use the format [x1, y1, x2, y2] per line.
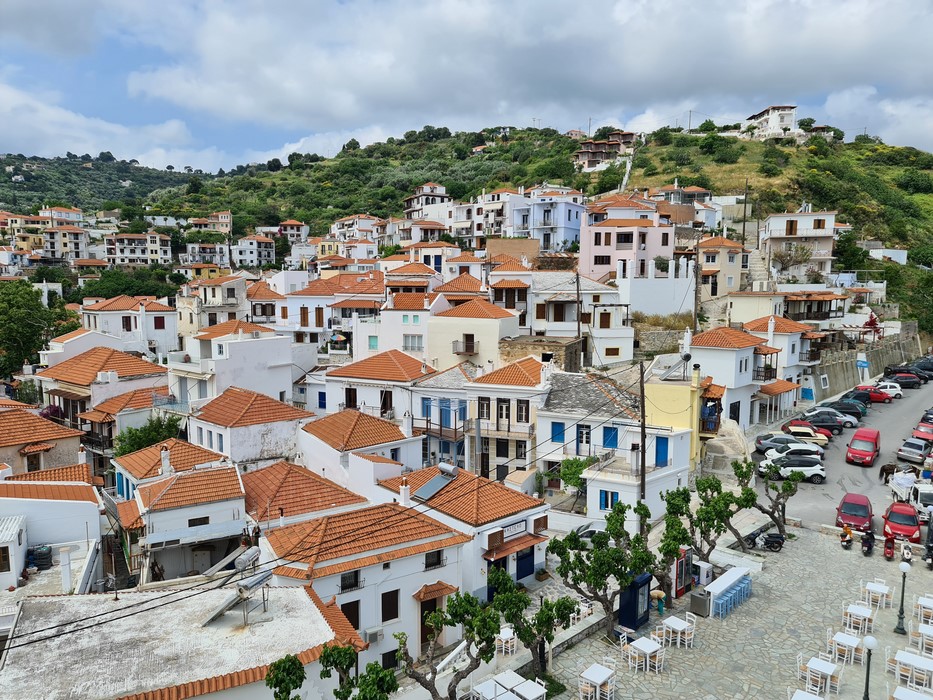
[516, 546, 535, 580]
[116, 472, 125, 499]
[440, 399, 452, 428]
[655, 436, 669, 467]
[603, 426, 618, 449]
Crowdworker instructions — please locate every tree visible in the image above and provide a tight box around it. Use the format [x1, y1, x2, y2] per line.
[395, 591, 500, 700]
[797, 117, 815, 132]
[547, 501, 655, 634]
[488, 567, 577, 677]
[319, 645, 398, 700]
[183, 165, 193, 174]
[558, 456, 593, 510]
[649, 500, 692, 602]
[114, 414, 182, 456]
[267, 158, 283, 172]
[0, 280, 54, 378]
[771, 244, 813, 272]
[165, 165, 174, 171]
[186, 176, 203, 195]
[97, 151, 116, 162]
[697, 119, 717, 133]
[732, 459, 804, 538]
[342, 139, 361, 152]
[265, 654, 305, 700]
[664, 477, 755, 562]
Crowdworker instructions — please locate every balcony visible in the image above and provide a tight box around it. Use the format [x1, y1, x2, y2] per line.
[698, 415, 721, 436]
[798, 349, 821, 363]
[339, 577, 365, 593]
[81, 432, 113, 452]
[452, 340, 479, 355]
[416, 418, 467, 442]
[787, 308, 843, 322]
[466, 418, 535, 438]
[424, 557, 447, 572]
[753, 366, 777, 382]
[152, 393, 191, 415]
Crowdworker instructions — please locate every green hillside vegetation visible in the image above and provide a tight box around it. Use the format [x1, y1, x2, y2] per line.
[0, 152, 198, 212]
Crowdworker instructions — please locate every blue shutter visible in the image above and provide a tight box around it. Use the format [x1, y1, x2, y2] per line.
[611, 492, 619, 507]
[421, 397, 431, 418]
[551, 422, 565, 443]
[603, 427, 618, 449]
[440, 399, 451, 427]
[458, 401, 467, 422]
[655, 436, 669, 467]
[317, 391, 326, 409]
[116, 472, 125, 499]
[599, 490, 608, 510]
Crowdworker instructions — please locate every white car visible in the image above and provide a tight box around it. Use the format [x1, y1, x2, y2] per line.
[764, 442, 825, 461]
[757, 456, 826, 483]
[874, 381, 904, 399]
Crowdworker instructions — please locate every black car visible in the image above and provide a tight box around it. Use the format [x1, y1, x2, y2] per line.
[913, 358, 933, 372]
[886, 366, 928, 384]
[805, 413, 845, 435]
[891, 373, 923, 389]
[841, 390, 872, 406]
[823, 401, 866, 420]
[908, 366, 933, 381]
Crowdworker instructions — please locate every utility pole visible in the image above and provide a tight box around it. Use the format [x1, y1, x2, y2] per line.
[693, 231, 702, 332]
[639, 361, 647, 536]
[687, 110, 692, 132]
[588, 117, 592, 137]
[575, 267, 582, 340]
[741, 177, 749, 246]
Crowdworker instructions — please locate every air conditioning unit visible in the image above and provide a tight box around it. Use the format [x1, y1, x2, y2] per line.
[364, 627, 384, 643]
[251, 331, 262, 338]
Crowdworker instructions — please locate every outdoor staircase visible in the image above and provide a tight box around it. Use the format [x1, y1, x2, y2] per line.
[103, 534, 133, 589]
[739, 222, 772, 290]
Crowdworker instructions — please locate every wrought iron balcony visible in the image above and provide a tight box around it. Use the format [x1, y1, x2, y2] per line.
[339, 577, 365, 593]
[799, 349, 821, 363]
[753, 366, 777, 381]
[424, 557, 447, 572]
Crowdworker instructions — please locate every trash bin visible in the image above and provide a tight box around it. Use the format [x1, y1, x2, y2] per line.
[690, 589, 710, 618]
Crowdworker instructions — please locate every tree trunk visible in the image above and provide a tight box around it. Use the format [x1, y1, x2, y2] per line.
[725, 521, 747, 552]
[755, 503, 787, 537]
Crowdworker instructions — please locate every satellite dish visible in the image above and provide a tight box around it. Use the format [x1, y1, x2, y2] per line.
[682, 352, 692, 362]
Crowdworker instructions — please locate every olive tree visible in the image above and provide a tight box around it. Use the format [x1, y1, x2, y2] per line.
[732, 458, 805, 538]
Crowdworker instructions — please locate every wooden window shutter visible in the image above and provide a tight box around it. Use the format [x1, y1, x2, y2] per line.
[486, 529, 504, 550]
[536, 303, 546, 320]
[280, 306, 288, 320]
[533, 515, 548, 533]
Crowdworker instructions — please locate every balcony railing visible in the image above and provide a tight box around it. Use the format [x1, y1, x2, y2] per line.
[799, 349, 821, 363]
[81, 433, 113, 452]
[699, 416, 721, 435]
[424, 557, 447, 572]
[466, 418, 535, 438]
[416, 418, 467, 442]
[753, 366, 777, 381]
[452, 340, 479, 355]
[339, 577, 365, 593]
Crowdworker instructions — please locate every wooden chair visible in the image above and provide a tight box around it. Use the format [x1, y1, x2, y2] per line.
[681, 625, 695, 649]
[601, 656, 616, 671]
[650, 632, 664, 647]
[495, 627, 516, 655]
[818, 651, 833, 663]
[909, 620, 923, 650]
[825, 627, 833, 651]
[885, 646, 897, 675]
[828, 664, 843, 695]
[685, 611, 698, 628]
[647, 648, 665, 675]
[897, 662, 914, 685]
[578, 679, 596, 700]
[909, 666, 933, 691]
[885, 587, 895, 609]
[654, 625, 671, 647]
[830, 640, 851, 665]
[796, 652, 807, 681]
[805, 667, 825, 696]
[598, 675, 616, 700]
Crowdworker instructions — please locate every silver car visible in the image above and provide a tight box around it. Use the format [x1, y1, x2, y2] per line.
[897, 438, 932, 464]
[764, 443, 825, 461]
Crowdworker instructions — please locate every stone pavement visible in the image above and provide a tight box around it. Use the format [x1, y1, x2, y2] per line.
[545, 525, 927, 699]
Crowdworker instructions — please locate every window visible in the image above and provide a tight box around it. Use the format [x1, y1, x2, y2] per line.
[728, 253, 736, 264]
[281, 306, 288, 319]
[478, 397, 491, 419]
[536, 304, 546, 320]
[154, 316, 166, 330]
[381, 650, 398, 670]
[197, 426, 204, 444]
[603, 426, 618, 449]
[578, 424, 591, 445]
[551, 421, 565, 443]
[0, 546, 9, 573]
[593, 231, 602, 246]
[813, 218, 826, 230]
[226, 287, 236, 299]
[412, 314, 420, 324]
[402, 314, 409, 324]
[726, 276, 734, 287]
[216, 344, 224, 356]
[516, 441, 527, 461]
[496, 438, 509, 458]
[207, 431, 214, 449]
[599, 490, 619, 511]
[381, 589, 400, 622]
[516, 399, 530, 423]
[390, 447, 400, 462]
[593, 255, 611, 266]
[402, 334, 423, 351]
[340, 600, 360, 630]
[187, 516, 209, 527]
[368, 335, 378, 351]
[704, 254, 717, 264]
[616, 232, 633, 246]
[791, 342, 797, 354]
[340, 570, 362, 593]
[661, 231, 669, 246]
[605, 347, 620, 357]
[318, 391, 326, 409]
[425, 550, 444, 570]
[218, 434, 224, 452]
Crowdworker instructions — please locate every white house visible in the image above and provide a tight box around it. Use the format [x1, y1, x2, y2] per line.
[81, 295, 179, 355]
[232, 234, 276, 268]
[110, 438, 223, 501]
[39, 327, 125, 367]
[104, 232, 172, 267]
[743, 315, 819, 416]
[759, 205, 836, 280]
[181, 242, 230, 267]
[411, 362, 480, 469]
[352, 292, 451, 362]
[744, 105, 801, 140]
[176, 275, 248, 336]
[428, 299, 520, 371]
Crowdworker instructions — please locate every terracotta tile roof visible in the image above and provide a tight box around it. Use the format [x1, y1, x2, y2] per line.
[76, 408, 114, 423]
[50, 328, 90, 343]
[289, 278, 337, 296]
[592, 218, 655, 227]
[388, 262, 438, 276]
[490, 254, 521, 265]
[20, 442, 55, 455]
[91, 387, 168, 418]
[265, 503, 470, 575]
[447, 253, 485, 263]
[137, 467, 243, 511]
[327, 349, 435, 382]
[280, 219, 305, 226]
[0, 409, 83, 448]
[490, 261, 531, 272]
[697, 236, 744, 249]
[473, 356, 543, 386]
[380, 466, 544, 526]
[83, 295, 174, 313]
[435, 273, 483, 293]
[702, 382, 726, 400]
[197, 275, 242, 287]
[241, 234, 274, 243]
[114, 438, 223, 481]
[352, 452, 402, 465]
[413, 581, 459, 602]
[392, 292, 438, 310]
[195, 387, 314, 428]
[0, 481, 98, 503]
[436, 299, 515, 319]
[387, 279, 429, 287]
[489, 278, 530, 289]
[6, 462, 102, 486]
[0, 397, 37, 409]
[758, 379, 801, 396]
[242, 461, 366, 520]
[194, 319, 274, 340]
[38, 347, 166, 386]
[328, 298, 382, 309]
[380, 254, 410, 262]
[754, 345, 781, 355]
[484, 533, 548, 560]
[301, 410, 407, 452]
[116, 499, 143, 529]
[802, 331, 827, 340]
[690, 327, 764, 350]
[743, 315, 813, 334]
[245, 280, 285, 301]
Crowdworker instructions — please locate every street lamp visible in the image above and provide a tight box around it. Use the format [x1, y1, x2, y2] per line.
[861, 634, 878, 700]
[894, 560, 912, 635]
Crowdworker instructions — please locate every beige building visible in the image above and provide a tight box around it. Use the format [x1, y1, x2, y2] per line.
[726, 291, 786, 325]
[0, 409, 83, 474]
[427, 299, 520, 371]
[697, 236, 749, 301]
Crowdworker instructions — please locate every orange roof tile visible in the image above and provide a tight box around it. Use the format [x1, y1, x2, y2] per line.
[490, 261, 531, 272]
[19, 442, 54, 455]
[195, 387, 314, 428]
[413, 581, 459, 602]
[743, 315, 813, 333]
[38, 347, 166, 386]
[758, 379, 801, 396]
[194, 319, 275, 340]
[388, 262, 439, 276]
[0, 397, 37, 409]
[114, 438, 223, 481]
[279, 219, 305, 226]
[0, 409, 83, 448]
[196, 275, 242, 287]
[242, 461, 366, 520]
[702, 383, 726, 400]
[76, 408, 113, 423]
[50, 327, 90, 343]
[392, 292, 438, 310]
[73, 258, 109, 267]
[446, 253, 485, 263]
[241, 234, 274, 243]
[484, 533, 548, 560]
[92, 386, 169, 417]
[116, 499, 143, 529]
[435, 273, 483, 293]
[0, 481, 97, 503]
[380, 466, 544, 526]
[327, 349, 435, 382]
[490, 278, 530, 289]
[592, 218, 655, 227]
[289, 278, 337, 296]
[301, 410, 406, 452]
[83, 295, 174, 313]
[690, 327, 764, 350]
[246, 280, 285, 301]
[387, 279, 429, 287]
[754, 345, 781, 355]
[352, 452, 402, 465]
[436, 299, 515, 320]
[137, 467, 243, 511]
[473, 356, 543, 386]
[328, 299, 382, 309]
[6, 462, 102, 486]
[380, 253, 410, 262]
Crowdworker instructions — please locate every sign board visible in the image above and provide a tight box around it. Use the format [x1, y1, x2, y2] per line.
[856, 360, 870, 369]
[503, 520, 527, 539]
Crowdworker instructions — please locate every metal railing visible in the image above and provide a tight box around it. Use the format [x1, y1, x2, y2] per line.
[424, 556, 447, 572]
[466, 418, 535, 437]
[753, 366, 777, 381]
[452, 340, 479, 355]
[799, 349, 821, 362]
[339, 577, 365, 593]
[81, 433, 113, 452]
[416, 418, 466, 442]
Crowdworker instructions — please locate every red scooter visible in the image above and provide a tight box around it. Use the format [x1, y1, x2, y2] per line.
[884, 536, 896, 561]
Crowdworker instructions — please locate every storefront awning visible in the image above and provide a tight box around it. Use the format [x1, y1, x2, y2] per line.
[412, 580, 458, 602]
[483, 533, 547, 561]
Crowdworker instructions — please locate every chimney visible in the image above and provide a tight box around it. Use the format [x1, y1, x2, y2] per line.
[160, 445, 173, 476]
[682, 327, 693, 354]
[59, 547, 72, 593]
[278, 507, 285, 530]
[401, 411, 413, 438]
[692, 363, 701, 389]
[767, 315, 776, 348]
[400, 476, 411, 507]
[77, 446, 87, 465]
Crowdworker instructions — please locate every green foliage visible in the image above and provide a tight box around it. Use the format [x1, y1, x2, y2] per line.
[652, 256, 669, 273]
[78, 267, 179, 302]
[558, 456, 593, 490]
[833, 232, 871, 270]
[631, 154, 652, 169]
[697, 119, 717, 133]
[595, 164, 624, 194]
[0, 280, 55, 378]
[320, 646, 398, 700]
[15, 380, 40, 405]
[592, 126, 621, 141]
[650, 127, 674, 146]
[797, 117, 815, 132]
[896, 169, 933, 194]
[265, 654, 306, 700]
[664, 476, 755, 562]
[114, 415, 182, 456]
[732, 458, 803, 538]
[771, 243, 813, 272]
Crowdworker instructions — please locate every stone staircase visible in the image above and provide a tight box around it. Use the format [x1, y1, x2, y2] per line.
[737, 220, 772, 290]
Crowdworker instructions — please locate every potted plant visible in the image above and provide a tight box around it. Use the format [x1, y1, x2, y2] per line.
[535, 568, 549, 582]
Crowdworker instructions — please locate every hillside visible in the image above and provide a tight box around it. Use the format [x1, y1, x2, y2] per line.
[0, 153, 198, 212]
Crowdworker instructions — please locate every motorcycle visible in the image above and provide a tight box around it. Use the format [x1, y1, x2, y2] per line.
[903, 541, 914, 564]
[744, 529, 785, 552]
[884, 536, 896, 561]
[861, 532, 875, 557]
[840, 531, 853, 550]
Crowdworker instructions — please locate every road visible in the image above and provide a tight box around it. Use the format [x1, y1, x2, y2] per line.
[750, 381, 933, 530]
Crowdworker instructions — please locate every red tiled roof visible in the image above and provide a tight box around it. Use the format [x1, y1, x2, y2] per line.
[690, 327, 765, 349]
[413, 581, 458, 601]
[392, 292, 438, 310]
[301, 410, 406, 452]
[6, 462, 102, 486]
[697, 236, 743, 249]
[490, 279, 529, 289]
[83, 295, 174, 313]
[38, 347, 166, 386]
[435, 273, 483, 293]
[20, 442, 55, 455]
[114, 438, 223, 481]
[246, 280, 285, 301]
[0, 481, 97, 503]
[436, 299, 515, 320]
[136, 467, 243, 511]
[92, 386, 169, 418]
[116, 499, 143, 530]
[473, 357, 543, 386]
[195, 387, 314, 428]
[743, 314, 813, 334]
[447, 253, 485, 263]
[195, 319, 275, 340]
[490, 261, 531, 272]
[0, 409, 83, 448]
[327, 349, 435, 382]
[758, 379, 801, 396]
[50, 328, 90, 343]
[242, 461, 366, 520]
[592, 218, 654, 227]
[388, 262, 438, 276]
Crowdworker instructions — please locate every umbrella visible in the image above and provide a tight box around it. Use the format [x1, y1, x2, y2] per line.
[330, 333, 347, 342]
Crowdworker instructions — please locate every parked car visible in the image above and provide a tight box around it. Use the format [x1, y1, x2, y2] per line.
[757, 455, 826, 483]
[897, 438, 933, 464]
[755, 432, 807, 454]
[911, 422, 933, 443]
[573, 522, 607, 544]
[783, 425, 829, 446]
[883, 501, 922, 543]
[820, 399, 868, 418]
[804, 406, 858, 429]
[853, 385, 894, 404]
[913, 357, 933, 372]
[802, 413, 846, 435]
[782, 419, 834, 439]
[835, 493, 873, 533]
[921, 409, 933, 425]
[891, 373, 923, 389]
[907, 366, 933, 382]
[886, 366, 928, 383]
[764, 442, 825, 461]
[873, 381, 904, 400]
[841, 389, 873, 406]
[846, 428, 882, 467]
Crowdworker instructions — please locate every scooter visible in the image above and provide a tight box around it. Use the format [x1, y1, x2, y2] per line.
[840, 532, 853, 550]
[761, 532, 786, 552]
[925, 542, 933, 570]
[884, 536, 897, 561]
[861, 532, 875, 557]
[903, 541, 914, 564]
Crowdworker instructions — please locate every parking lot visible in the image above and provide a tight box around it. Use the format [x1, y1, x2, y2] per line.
[751, 374, 933, 531]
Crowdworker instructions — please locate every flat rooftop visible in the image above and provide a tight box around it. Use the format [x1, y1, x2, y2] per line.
[1, 585, 335, 700]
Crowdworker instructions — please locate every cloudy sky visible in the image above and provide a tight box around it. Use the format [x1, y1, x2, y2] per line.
[1, 0, 932, 171]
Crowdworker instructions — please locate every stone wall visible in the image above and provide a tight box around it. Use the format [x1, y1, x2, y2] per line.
[485, 237, 540, 262]
[499, 336, 583, 373]
[636, 329, 683, 355]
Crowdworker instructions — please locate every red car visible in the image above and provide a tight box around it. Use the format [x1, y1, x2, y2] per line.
[883, 502, 921, 543]
[912, 422, 933, 443]
[836, 493, 873, 532]
[783, 420, 833, 440]
[855, 385, 894, 404]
